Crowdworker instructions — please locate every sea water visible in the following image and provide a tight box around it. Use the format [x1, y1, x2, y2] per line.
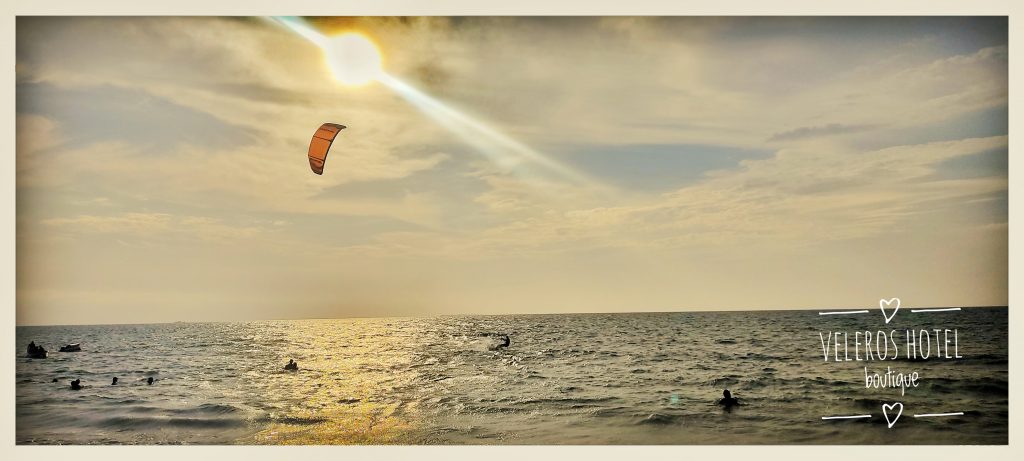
[15, 308, 1008, 444]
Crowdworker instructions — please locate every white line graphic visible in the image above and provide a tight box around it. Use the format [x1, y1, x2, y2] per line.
[909, 308, 962, 313]
[818, 310, 870, 316]
[913, 412, 964, 418]
[821, 415, 872, 420]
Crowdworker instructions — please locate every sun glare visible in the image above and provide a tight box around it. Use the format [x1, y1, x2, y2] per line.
[270, 16, 595, 187]
[324, 33, 383, 86]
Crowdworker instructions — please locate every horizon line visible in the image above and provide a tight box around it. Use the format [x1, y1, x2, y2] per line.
[14, 305, 1008, 328]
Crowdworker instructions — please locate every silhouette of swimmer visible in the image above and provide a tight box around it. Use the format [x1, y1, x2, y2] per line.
[718, 389, 739, 408]
[27, 341, 47, 359]
[111, 377, 118, 385]
[147, 377, 154, 385]
[70, 379, 82, 390]
[284, 359, 298, 371]
[52, 378, 59, 383]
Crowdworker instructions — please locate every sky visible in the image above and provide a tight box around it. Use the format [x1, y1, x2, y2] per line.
[15, 16, 1008, 325]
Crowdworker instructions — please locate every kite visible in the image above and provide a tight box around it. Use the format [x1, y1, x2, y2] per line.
[307, 123, 346, 175]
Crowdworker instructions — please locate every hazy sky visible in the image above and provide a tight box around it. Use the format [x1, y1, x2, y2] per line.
[16, 17, 1007, 325]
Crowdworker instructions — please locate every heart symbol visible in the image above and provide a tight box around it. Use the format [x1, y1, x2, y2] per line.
[882, 402, 903, 428]
[880, 298, 900, 324]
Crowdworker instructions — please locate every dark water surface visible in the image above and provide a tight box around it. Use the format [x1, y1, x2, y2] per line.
[15, 308, 1008, 444]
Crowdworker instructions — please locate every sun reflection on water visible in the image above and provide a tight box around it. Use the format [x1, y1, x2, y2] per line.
[241, 319, 432, 444]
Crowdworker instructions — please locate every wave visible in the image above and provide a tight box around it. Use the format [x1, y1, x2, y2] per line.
[519, 396, 620, 406]
[184, 403, 243, 415]
[708, 376, 742, 387]
[99, 416, 244, 430]
[636, 413, 685, 425]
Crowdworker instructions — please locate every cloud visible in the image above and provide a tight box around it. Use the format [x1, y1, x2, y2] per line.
[14, 17, 1008, 322]
[42, 212, 173, 234]
[18, 81, 259, 151]
[15, 114, 62, 156]
[40, 212, 276, 243]
[17, 125, 453, 229]
[768, 123, 877, 141]
[333, 135, 1008, 259]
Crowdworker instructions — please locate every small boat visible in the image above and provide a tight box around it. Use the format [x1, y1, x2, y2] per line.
[59, 344, 82, 352]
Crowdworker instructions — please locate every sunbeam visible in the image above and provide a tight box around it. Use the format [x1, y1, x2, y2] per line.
[269, 16, 328, 48]
[376, 74, 596, 186]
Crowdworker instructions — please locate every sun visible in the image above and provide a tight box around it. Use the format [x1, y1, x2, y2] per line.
[323, 33, 383, 86]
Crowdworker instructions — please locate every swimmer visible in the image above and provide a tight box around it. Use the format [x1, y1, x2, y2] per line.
[70, 379, 81, 390]
[147, 377, 154, 385]
[284, 359, 298, 371]
[27, 341, 48, 359]
[111, 377, 118, 385]
[718, 389, 739, 408]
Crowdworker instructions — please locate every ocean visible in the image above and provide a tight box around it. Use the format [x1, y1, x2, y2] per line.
[15, 308, 1008, 445]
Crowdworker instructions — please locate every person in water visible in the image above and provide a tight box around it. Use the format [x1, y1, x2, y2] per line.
[147, 377, 154, 385]
[27, 341, 47, 358]
[718, 389, 739, 408]
[489, 335, 511, 350]
[284, 359, 298, 370]
[70, 379, 81, 390]
[111, 377, 118, 385]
